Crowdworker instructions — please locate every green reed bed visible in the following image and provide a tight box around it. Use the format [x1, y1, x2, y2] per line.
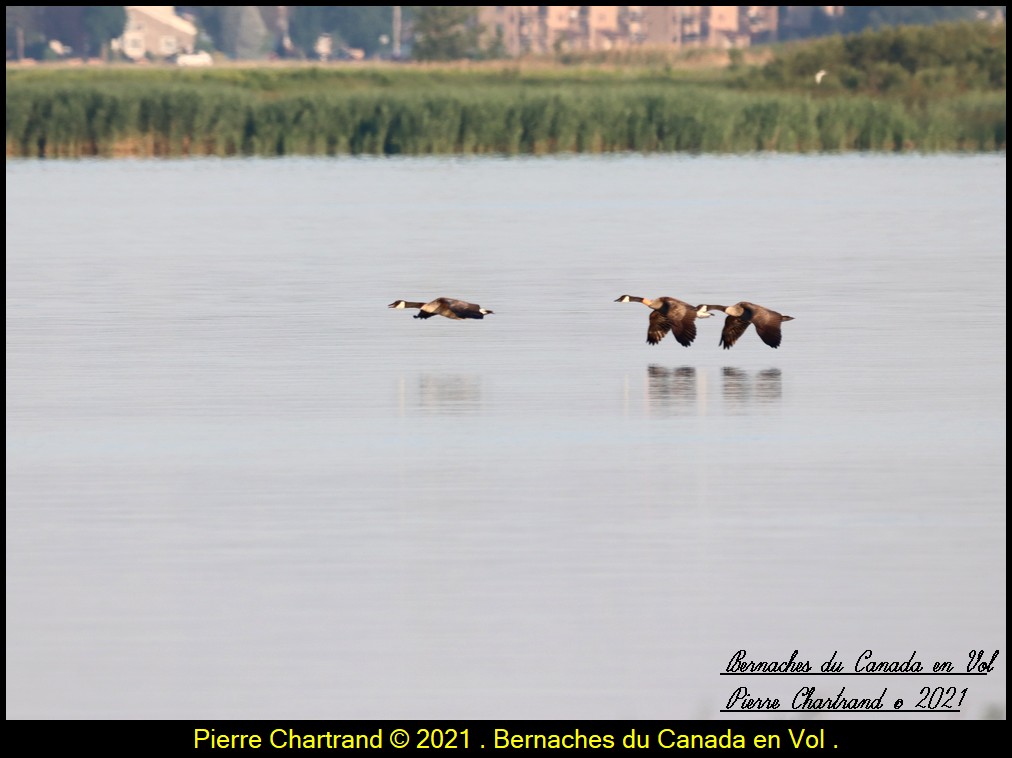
[6, 76, 1005, 158]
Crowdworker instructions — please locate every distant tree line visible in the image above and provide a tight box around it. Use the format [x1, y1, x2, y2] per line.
[189, 6, 405, 59]
[779, 5, 1001, 40]
[6, 6, 124, 59]
[753, 20, 1006, 96]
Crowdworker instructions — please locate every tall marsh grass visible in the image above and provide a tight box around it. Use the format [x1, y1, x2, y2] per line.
[6, 70, 1005, 157]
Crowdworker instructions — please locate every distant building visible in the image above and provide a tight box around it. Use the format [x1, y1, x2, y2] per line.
[115, 6, 197, 61]
[744, 5, 780, 45]
[779, 6, 843, 39]
[479, 5, 786, 55]
[481, 6, 523, 54]
[708, 6, 750, 48]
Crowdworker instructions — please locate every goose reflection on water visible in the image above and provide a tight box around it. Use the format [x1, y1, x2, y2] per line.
[646, 365, 699, 414]
[399, 374, 484, 415]
[642, 366, 783, 415]
[722, 367, 783, 409]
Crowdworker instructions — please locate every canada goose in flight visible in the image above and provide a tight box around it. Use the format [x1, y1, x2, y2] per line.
[614, 295, 713, 347]
[700, 302, 794, 349]
[388, 298, 493, 320]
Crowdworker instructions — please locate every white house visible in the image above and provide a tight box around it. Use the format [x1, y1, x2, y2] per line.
[115, 6, 197, 61]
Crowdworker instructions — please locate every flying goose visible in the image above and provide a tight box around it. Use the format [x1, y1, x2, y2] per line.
[614, 295, 713, 347]
[700, 302, 794, 349]
[388, 298, 493, 320]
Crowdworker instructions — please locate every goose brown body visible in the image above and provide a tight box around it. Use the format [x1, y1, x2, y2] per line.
[701, 301, 795, 349]
[388, 298, 493, 320]
[614, 295, 712, 347]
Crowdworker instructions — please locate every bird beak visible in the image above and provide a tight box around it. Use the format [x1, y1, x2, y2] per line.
[387, 302, 398, 308]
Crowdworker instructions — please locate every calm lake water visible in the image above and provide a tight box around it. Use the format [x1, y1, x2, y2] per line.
[6, 154, 1006, 720]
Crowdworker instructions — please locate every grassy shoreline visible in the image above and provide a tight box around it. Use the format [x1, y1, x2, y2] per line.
[6, 34, 1005, 158]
